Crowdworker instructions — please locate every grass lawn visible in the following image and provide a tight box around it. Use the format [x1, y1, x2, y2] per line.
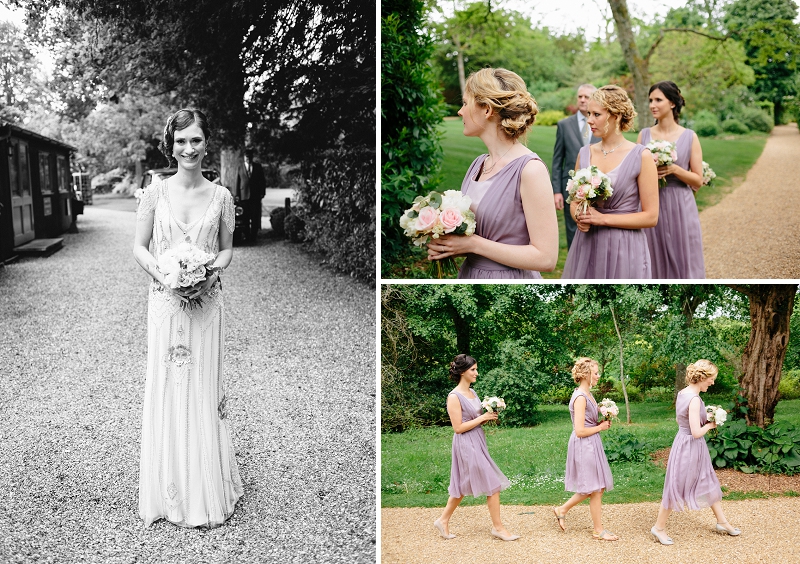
[380, 398, 800, 508]
[386, 119, 768, 279]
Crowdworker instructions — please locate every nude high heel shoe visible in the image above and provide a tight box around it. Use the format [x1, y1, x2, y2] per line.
[650, 526, 674, 545]
[490, 528, 520, 541]
[433, 518, 455, 539]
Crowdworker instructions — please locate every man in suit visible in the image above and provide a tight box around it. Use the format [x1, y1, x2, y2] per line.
[236, 148, 267, 242]
[551, 84, 600, 249]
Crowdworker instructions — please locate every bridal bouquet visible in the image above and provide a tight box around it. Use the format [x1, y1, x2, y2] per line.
[157, 237, 221, 310]
[646, 140, 678, 187]
[598, 398, 619, 422]
[702, 161, 717, 186]
[705, 405, 727, 426]
[399, 190, 476, 278]
[481, 397, 506, 424]
[565, 165, 613, 216]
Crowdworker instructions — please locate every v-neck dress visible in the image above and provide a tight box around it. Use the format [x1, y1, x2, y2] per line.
[564, 389, 614, 494]
[136, 179, 243, 527]
[562, 144, 652, 279]
[447, 389, 510, 498]
[457, 154, 545, 279]
[640, 128, 705, 279]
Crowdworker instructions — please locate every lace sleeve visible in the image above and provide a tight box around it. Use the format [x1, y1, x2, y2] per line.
[220, 187, 235, 234]
[136, 182, 160, 220]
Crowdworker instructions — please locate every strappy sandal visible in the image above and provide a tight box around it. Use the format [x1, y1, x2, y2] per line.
[592, 529, 619, 541]
[553, 507, 566, 532]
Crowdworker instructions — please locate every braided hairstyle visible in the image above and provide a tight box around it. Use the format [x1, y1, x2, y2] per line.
[571, 357, 598, 384]
[159, 108, 211, 167]
[449, 354, 477, 384]
[592, 85, 637, 134]
[464, 68, 539, 141]
[649, 81, 686, 123]
[685, 359, 718, 384]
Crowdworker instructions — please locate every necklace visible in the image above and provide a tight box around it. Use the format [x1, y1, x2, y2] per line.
[483, 143, 516, 174]
[600, 140, 624, 158]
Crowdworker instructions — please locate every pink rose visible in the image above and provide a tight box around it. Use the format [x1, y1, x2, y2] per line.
[575, 187, 586, 200]
[591, 176, 601, 187]
[439, 207, 464, 233]
[600, 406, 608, 416]
[670, 151, 677, 162]
[415, 206, 439, 232]
[566, 179, 574, 192]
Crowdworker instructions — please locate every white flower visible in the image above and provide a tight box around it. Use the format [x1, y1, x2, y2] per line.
[440, 190, 472, 213]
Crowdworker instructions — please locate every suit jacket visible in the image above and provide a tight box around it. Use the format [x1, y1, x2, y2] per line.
[235, 160, 267, 201]
[550, 113, 601, 195]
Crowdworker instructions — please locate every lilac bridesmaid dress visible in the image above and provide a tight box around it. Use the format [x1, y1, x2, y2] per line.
[564, 389, 614, 494]
[457, 154, 544, 279]
[447, 389, 511, 498]
[661, 391, 722, 511]
[640, 128, 705, 279]
[562, 145, 652, 279]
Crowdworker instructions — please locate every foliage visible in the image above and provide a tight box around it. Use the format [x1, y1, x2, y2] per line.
[779, 370, 800, 401]
[269, 208, 287, 237]
[707, 419, 800, 474]
[283, 213, 305, 243]
[739, 106, 774, 133]
[535, 110, 568, 126]
[0, 21, 55, 123]
[603, 429, 649, 463]
[381, 0, 446, 272]
[692, 109, 722, 137]
[722, 118, 750, 134]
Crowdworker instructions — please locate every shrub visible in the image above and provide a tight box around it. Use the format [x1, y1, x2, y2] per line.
[692, 110, 721, 137]
[477, 367, 543, 427]
[539, 384, 574, 405]
[535, 110, 567, 126]
[722, 118, 749, 134]
[603, 430, 649, 463]
[779, 370, 800, 401]
[706, 420, 800, 475]
[284, 213, 305, 242]
[269, 207, 286, 237]
[740, 106, 774, 133]
[644, 386, 673, 403]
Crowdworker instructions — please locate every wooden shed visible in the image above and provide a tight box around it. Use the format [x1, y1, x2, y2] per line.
[1, 123, 76, 262]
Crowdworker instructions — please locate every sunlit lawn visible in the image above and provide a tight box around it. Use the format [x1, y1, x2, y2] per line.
[380, 398, 800, 508]
[386, 119, 768, 279]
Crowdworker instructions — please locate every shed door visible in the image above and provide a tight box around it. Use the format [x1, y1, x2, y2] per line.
[8, 140, 34, 246]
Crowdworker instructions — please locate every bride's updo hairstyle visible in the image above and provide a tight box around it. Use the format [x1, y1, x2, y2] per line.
[649, 80, 686, 123]
[572, 357, 598, 384]
[464, 68, 539, 141]
[449, 354, 478, 383]
[592, 85, 637, 134]
[685, 359, 718, 384]
[159, 108, 211, 166]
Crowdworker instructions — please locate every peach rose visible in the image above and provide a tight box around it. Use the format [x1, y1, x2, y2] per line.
[414, 206, 439, 232]
[439, 207, 464, 233]
[591, 176, 601, 187]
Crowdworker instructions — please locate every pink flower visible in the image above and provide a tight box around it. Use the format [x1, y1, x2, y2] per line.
[600, 406, 608, 416]
[575, 188, 586, 200]
[439, 207, 464, 233]
[415, 206, 439, 232]
[670, 151, 677, 161]
[566, 179, 574, 192]
[591, 176, 601, 187]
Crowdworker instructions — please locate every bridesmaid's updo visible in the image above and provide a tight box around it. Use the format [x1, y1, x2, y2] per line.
[572, 357, 598, 384]
[159, 108, 212, 166]
[686, 359, 718, 384]
[592, 85, 637, 133]
[649, 81, 685, 123]
[449, 354, 477, 383]
[464, 68, 539, 141]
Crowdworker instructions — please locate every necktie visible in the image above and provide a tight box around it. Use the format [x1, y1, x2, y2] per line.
[581, 119, 590, 145]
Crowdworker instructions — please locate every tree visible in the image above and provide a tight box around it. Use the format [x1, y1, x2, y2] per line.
[0, 21, 54, 122]
[727, 284, 798, 427]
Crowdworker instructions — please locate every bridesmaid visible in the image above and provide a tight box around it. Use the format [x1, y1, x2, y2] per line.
[638, 81, 705, 278]
[651, 360, 740, 545]
[562, 85, 659, 279]
[553, 358, 618, 541]
[426, 67, 559, 279]
[434, 354, 519, 541]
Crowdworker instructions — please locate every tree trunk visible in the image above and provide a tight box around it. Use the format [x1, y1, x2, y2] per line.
[451, 309, 471, 355]
[739, 285, 796, 427]
[453, 31, 466, 99]
[220, 148, 241, 194]
[607, 0, 650, 130]
[610, 303, 631, 424]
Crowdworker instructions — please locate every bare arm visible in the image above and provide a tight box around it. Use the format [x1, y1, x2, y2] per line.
[447, 394, 496, 434]
[573, 395, 611, 438]
[688, 396, 716, 439]
[132, 210, 166, 285]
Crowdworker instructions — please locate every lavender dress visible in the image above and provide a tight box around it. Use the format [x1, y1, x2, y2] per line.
[640, 128, 705, 279]
[457, 154, 544, 279]
[661, 391, 722, 511]
[562, 145, 652, 279]
[447, 389, 511, 498]
[564, 390, 614, 494]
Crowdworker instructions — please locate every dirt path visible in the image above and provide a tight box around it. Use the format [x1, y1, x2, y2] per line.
[699, 124, 800, 278]
[382, 497, 800, 563]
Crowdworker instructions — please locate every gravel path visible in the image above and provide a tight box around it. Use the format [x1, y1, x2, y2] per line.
[0, 205, 375, 563]
[382, 498, 800, 563]
[699, 124, 800, 278]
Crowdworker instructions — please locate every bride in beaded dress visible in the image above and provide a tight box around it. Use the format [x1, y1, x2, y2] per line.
[133, 109, 243, 528]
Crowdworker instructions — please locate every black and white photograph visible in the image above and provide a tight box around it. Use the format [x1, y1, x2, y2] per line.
[0, 0, 375, 562]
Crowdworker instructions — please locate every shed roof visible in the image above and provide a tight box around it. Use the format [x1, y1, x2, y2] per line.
[0, 122, 77, 153]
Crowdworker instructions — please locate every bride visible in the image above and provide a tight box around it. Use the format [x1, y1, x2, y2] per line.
[133, 108, 243, 527]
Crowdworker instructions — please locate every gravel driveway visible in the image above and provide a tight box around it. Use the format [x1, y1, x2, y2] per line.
[382, 498, 800, 563]
[0, 205, 375, 563]
[699, 124, 800, 278]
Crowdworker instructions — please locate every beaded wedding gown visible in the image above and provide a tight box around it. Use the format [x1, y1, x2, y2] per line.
[136, 179, 243, 528]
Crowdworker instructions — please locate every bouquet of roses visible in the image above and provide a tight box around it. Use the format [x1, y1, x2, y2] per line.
[598, 398, 619, 422]
[399, 190, 476, 278]
[701, 161, 716, 186]
[481, 396, 506, 414]
[157, 237, 221, 310]
[645, 140, 678, 188]
[565, 165, 613, 216]
[705, 405, 727, 426]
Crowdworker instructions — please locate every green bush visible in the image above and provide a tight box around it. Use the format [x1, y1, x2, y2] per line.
[535, 88, 577, 115]
[644, 386, 673, 403]
[779, 370, 800, 401]
[740, 106, 774, 133]
[284, 213, 305, 242]
[478, 367, 543, 427]
[603, 429, 649, 463]
[706, 419, 800, 475]
[539, 384, 574, 405]
[535, 110, 567, 126]
[269, 207, 286, 236]
[722, 118, 750, 135]
[693, 110, 721, 137]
